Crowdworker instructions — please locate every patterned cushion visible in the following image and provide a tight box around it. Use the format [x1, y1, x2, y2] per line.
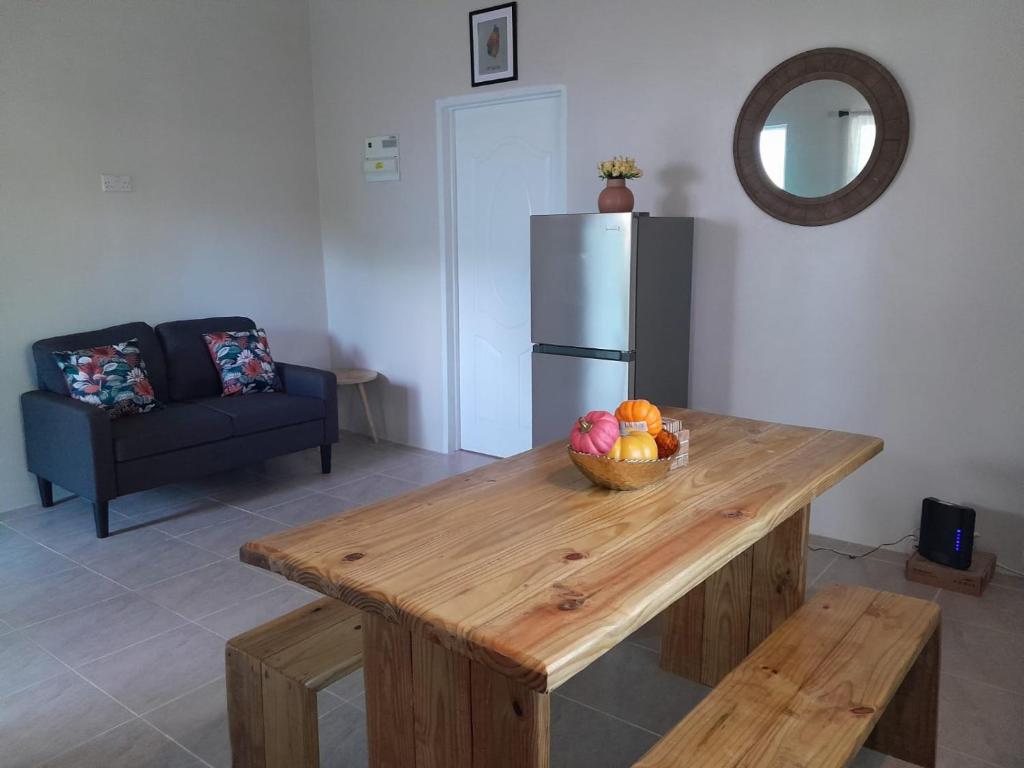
[52, 339, 161, 418]
[202, 328, 280, 396]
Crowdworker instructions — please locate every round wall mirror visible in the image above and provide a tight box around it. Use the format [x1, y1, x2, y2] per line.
[734, 48, 909, 226]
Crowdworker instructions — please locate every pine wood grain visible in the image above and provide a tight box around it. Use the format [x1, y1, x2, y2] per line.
[748, 502, 809, 649]
[699, 547, 753, 686]
[470, 662, 550, 768]
[660, 505, 810, 687]
[363, 612, 417, 768]
[241, 409, 882, 693]
[411, 632, 472, 768]
[634, 585, 940, 767]
[226, 597, 364, 768]
[659, 586, 704, 682]
[865, 625, 940, 766]
[225, 645, 266, 768]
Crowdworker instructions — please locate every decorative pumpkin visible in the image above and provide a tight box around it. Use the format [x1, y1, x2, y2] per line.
[570, 411, 620, 456]
[654, 429, 680, 459]
[606, 431, 658, 461]
[614, 399, 662, 436]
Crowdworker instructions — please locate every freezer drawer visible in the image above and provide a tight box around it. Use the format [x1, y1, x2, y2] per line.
[530, 214, 635, 352]
[532, 350, 632, 447]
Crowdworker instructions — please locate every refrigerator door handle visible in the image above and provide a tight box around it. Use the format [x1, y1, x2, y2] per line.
[533, 344, 634, 362]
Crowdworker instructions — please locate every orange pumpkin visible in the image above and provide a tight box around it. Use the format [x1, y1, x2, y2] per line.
[654, 429, 680, 459]
[615, 399, 662, 436]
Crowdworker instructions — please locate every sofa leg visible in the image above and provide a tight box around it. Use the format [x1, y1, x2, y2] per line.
[93, 501, 109, 539]
[320, 444, 332, 474]
[37, 476, 54, 508]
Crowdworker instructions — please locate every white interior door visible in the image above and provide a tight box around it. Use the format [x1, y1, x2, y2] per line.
[454, 93, 564, 457]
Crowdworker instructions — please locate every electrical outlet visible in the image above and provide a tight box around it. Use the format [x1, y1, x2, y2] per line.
[100, 174, 132, 192]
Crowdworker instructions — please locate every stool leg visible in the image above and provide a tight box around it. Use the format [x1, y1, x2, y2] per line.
[358, 382, 379, 443]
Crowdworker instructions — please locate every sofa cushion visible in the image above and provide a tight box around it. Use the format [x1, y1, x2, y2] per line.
[189, 393, 324, 436]
[112, 403, 234, 461]
[52, 338, 162, 418]
[33, 322, 169, 402]
[155, 317, 255, 402]
[202, 328, 280, 396]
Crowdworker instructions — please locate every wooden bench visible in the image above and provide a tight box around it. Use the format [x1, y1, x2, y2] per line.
[226, 597, 364, 768]
[635, 584, 941, 767]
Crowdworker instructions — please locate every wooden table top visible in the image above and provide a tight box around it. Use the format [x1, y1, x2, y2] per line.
[241, 408, 882, 693]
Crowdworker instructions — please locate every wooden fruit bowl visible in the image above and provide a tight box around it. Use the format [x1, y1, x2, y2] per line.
[567, 447, 672, 491]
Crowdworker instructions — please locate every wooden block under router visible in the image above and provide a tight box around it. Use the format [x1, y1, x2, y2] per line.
[905, 550, 996, 597]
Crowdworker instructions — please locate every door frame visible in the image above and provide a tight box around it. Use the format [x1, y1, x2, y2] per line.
[436, 84, 567, 453]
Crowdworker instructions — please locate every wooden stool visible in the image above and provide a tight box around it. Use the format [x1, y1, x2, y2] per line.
[334, 368, 380, 443]
[226, 598, 364, 768]
[636, 584, 940, 767]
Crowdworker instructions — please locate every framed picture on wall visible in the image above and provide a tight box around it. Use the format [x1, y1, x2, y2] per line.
[469, 3, 517, 87]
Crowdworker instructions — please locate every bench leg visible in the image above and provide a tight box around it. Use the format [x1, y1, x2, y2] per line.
[660, 505, 809, 686]
[93, 501, 109, 539]
[363, 612, 549, 768]
[37, 476, 54, 508]
[227, 644, 321, 768]
[227, 645, 268, 768]
[866, 625, 940, 768]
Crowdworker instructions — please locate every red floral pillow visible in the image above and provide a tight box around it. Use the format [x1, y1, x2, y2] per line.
[52, 339, 161, 418]
[203, 328, 279, 396]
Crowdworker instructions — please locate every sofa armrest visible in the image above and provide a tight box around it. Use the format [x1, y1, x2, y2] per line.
[20, 390, 117, 502]
[276, 363, 338, 443]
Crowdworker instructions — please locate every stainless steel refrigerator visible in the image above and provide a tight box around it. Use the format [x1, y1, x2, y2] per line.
[530, 213, 694, 446]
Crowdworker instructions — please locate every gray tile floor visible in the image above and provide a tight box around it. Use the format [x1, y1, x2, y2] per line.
[1, 432, 1021, 767]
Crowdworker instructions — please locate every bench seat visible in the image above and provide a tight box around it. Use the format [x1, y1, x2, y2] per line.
[226, 597, 364, 768]
[635, 584, 941, 767]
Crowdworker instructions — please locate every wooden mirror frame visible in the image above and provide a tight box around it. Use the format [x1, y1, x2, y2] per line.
[733, 48, 909, 226]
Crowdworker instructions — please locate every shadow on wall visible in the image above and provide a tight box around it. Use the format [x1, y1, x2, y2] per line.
[688, 218, 740, 414]
[972, 503, 1024, 573]
[656, 162, 700, 216]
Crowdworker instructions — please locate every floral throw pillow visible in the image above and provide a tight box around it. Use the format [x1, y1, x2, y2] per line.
[52, 339, 161, 418]
[203, 328, 279, 396]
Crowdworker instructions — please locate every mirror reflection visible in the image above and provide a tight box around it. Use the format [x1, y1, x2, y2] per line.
[758, 80, 876, 198]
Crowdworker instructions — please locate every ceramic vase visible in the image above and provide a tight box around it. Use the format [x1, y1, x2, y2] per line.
[598, 178, 635, 213]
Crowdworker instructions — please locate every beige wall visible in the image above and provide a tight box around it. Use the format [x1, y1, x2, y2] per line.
[0, 0, 328, 510]
[310, 0, 1024, 567]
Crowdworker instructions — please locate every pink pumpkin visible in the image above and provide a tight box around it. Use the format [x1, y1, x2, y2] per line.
[570, 411, 619, 456]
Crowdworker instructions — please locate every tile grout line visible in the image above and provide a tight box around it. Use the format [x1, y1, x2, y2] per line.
[136, 674, 227, 718]
[552, 690, 665, 739]
[935, 744, 1011, 768]
[941, 669, 1024, 699]
[189, 583, 289, 624]
[54, 651, 219, 767]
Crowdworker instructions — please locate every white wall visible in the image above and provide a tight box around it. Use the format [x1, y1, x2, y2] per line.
[0, 0, 328, 510]
[310, 0, 1024, 568]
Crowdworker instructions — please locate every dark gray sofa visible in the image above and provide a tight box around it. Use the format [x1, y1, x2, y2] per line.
[21, 316, 338, 538]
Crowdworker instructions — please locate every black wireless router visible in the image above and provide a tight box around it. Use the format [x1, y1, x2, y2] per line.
[918, 497, 975, 570]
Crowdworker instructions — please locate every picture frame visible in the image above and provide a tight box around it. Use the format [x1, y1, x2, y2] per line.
[469, 2, 518, 87]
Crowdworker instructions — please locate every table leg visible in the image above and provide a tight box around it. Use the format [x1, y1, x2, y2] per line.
[660, 504, 810, 686]
[362, 613, 549, 768]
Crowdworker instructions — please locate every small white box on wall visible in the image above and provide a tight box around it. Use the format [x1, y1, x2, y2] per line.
[365, 136, 399, 182]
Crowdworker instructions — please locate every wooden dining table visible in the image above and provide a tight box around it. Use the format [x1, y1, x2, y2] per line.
[241, 407, 882, 767]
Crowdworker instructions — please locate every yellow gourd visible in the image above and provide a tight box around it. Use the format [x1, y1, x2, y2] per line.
[606, 431, 658, 461]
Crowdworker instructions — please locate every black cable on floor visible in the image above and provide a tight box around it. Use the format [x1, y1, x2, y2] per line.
[808, 532, 917, 560]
